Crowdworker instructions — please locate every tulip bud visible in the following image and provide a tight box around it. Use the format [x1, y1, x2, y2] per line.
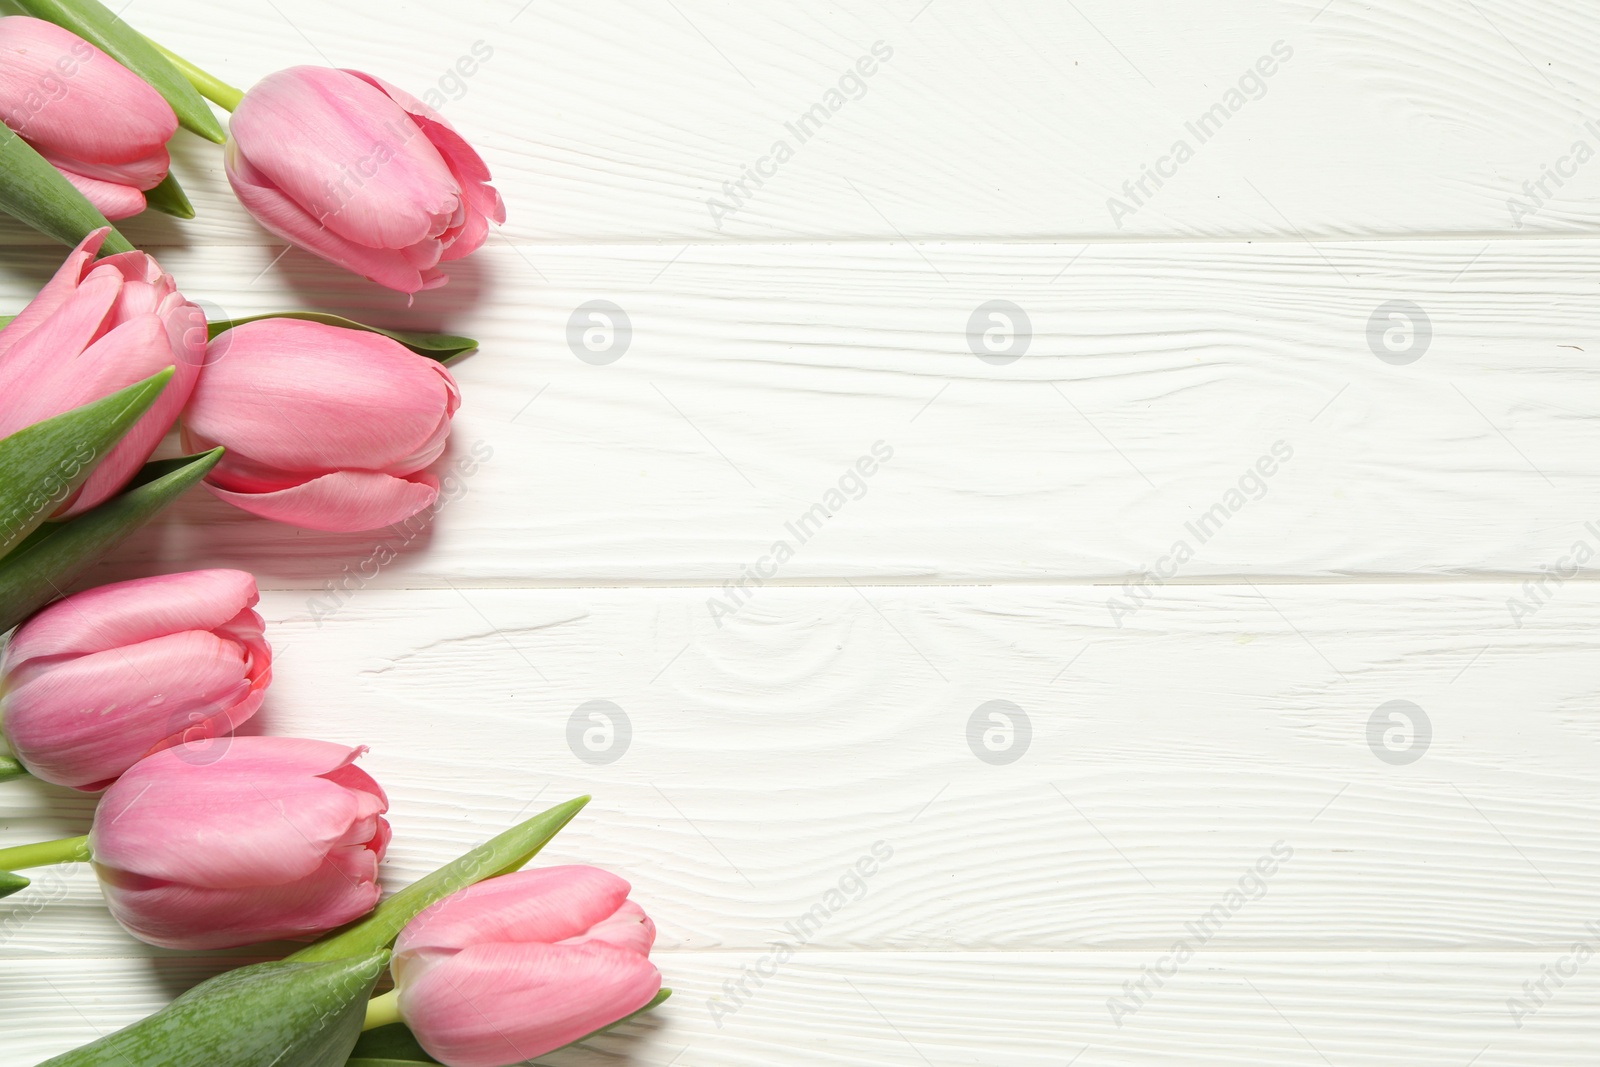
[180, 318, 459, 532]
[391, 866, 661, 1067]
[225, 66, 505, 294]
[0, 17, 178, 219]
[0, 228, 204, 516]
[0, 569, 270, 790]
[89, 737, 390, 949]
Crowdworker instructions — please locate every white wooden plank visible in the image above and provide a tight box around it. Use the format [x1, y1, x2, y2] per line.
[4, 585, 1596, 960]
[0, 0, 1580, 246]
[0, 240, 1586, 587]
[1, 952, 1594, 1066]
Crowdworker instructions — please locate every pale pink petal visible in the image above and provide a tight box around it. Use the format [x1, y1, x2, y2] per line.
[0, 228, 105, 359]
[91, 738, 379, 888]
[225, 140, 438, 293]
[0, 17, 176, 164]
[0, 270, 122, 428]
[2, 570, 259, 669]
[400, 942, 661, 1067]
[51, 167, 146, 220]
[183, 318, 457, 476]
[396, 868, 633, 964]
[565, 900, 656, 956]
[230, 67, 459, 249]
[1, 630, 257, 790]
[97, 846, 382, 949]
[202, 470, 438, 532]
[41, 146, 169, 192]
[57, 313, 200, 516]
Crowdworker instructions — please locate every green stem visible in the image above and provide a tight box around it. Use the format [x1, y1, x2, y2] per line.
[143, 37, 244, 112]
[360, 989, 402, 1032]
[0, 755, 27, 783]
[0, 834, 89, 870]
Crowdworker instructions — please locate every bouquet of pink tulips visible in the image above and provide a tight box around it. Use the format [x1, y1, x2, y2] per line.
[0, 2, 668, 1064]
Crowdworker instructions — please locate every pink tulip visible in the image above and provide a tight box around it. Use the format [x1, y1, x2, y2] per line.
[0, 17, 178, 219]
[0, 570, 270, 791]
[392, 866, 660, 1067]
[225, 66, 505, 294]
[0, 227, 204, 516]
[89, 737, 390, 949]
[180, 318, 459, 532]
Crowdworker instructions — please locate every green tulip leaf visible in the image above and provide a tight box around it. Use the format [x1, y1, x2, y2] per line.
[143, 170, 195, 219]
[345, 989, 672, 1066]
[0, 870, 28, 899]
[208, 312, 479, 364]
[0, 754, 25, 783]
[347, 1026, 440, 1064]
[0, 367, 173, 560]
[0, 127, 132, 252]
[293, 796, 589, 965]
[0, 447, 221, 633]
[9, 0, 226, 143]
[38, 951, 388, 1067]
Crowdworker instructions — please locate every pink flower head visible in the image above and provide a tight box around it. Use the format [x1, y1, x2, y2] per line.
[0, 570, 269, 791]
[0, 16, 177, 219]
[89, 737, 390, 949]
[225, 66, 505, 294]
[392, 866, 661, 1067]
[180, 318, 459, 532]
[0, 228, 205, 516]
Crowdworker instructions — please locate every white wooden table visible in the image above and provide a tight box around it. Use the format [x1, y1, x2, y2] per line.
[3, 1, 1600, 1063]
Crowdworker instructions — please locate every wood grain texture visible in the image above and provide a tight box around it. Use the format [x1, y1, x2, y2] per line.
[4, 0, 1600, 1063]
[2, 952, 1596, 1065]
[3, 586, 1596, 964]
[0, 240, 1585, 587]
[15, 0, 1588, 245]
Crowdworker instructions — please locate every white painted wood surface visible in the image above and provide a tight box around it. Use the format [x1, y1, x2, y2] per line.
[2, 0, 1599, 1064]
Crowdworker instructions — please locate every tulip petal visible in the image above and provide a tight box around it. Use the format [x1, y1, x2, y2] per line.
[91, 738, 383, 889]
[0, 17, 178, 165]
[98, 845, 383, 950]
[58, 312, 202, 516]
[183, 319, 457, 480]
[50, 167, 146, 220]
[204, 469, 439, 533]
[1, 629, 258, 789]
[229, 67, 460, 250]
[225, 140, 443, 293]
[0, 227, 105, 359]
[400, 942, 661, 1067]
[41, 146, 170, 192]
[2, 569, 259, 669]
[0, 269, 122, 421]
[348, 71, 505, 230]
[566, 899, 657, 957]
[395, 867, 634, 963]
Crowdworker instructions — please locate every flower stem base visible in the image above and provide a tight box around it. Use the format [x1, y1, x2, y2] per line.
[0, 834, 89, 870]
[361, 988, 402, 1032]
